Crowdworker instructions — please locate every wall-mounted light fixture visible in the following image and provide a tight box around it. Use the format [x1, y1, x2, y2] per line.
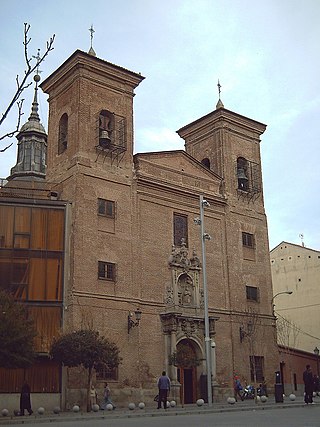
[128, 308, 142, 333]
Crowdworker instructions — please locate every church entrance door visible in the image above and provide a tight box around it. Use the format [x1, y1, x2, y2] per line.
[176, 339, 199, 404]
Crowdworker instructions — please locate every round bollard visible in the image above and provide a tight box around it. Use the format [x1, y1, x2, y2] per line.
[37, 407, 45, 415]
[289, 393, 296, 401]
[53, 406, 61, 414]
[72, 405, 80, 413]
[260, 395, 268, 403]
[128, 402, 136, 410]
[196, 398, 204, 407]
[92, 404, 100, 412]
[14, 409, 20, 416]
[227, 397, 236, 405]
[138, 402, 145, 409]
[170, 400, 176, 407]
[106, 403, 113, 411]
[1, 409, 9, 417]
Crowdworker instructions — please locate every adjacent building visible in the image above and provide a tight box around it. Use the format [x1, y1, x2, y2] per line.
[1, 47, 278, 409]
[271, 241, 320, 353]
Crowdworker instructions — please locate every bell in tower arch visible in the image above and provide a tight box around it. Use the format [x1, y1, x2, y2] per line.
[237, 156, 249, 191]
[237, 167, 249, 191]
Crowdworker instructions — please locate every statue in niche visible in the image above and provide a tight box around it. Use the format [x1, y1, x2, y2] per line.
[179, 274, 194, 306]
[182, 285, 192, 305]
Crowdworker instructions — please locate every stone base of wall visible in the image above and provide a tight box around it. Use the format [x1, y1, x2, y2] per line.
[0, 393, 61, 413]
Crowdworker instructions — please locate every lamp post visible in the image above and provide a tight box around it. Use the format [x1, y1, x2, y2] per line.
[271, 291, 293, 316]
[314, 347, 319, 377]
[198, 195, 212, 407]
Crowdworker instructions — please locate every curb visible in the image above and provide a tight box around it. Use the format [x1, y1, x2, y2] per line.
[0, 400, 310, 425]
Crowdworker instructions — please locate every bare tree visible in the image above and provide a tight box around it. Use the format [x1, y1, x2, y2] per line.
[0, 23, 55, 152]
[276, 313, 300, 393]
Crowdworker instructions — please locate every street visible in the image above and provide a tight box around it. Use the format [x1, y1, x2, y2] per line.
[8, 406, 320, 427]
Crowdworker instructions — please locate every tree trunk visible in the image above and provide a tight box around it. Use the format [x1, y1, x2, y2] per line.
[87, 366, 93, 412]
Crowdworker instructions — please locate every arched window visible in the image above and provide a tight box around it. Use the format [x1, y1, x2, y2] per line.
[99, 110, 114, 148]
[58, 113, 68, 154]
[237, 157, 249, 191]
[201, 158, 210, 169]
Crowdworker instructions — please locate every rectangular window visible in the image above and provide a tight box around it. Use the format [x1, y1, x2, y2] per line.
[98, 261, 116, 281]
[173, 213, 188, 247]
[242, 232, 254, 248]
[96, 365, 118, 381]
[98, 199, 115, 218]
[250, 356, 264, 382]
[246, 285, 259, 302]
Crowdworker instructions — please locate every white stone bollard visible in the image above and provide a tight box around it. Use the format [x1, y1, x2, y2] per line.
[196, 398, 204, 406]
[37, 407, 45, 415]
[128, 402, 136, 410]
[72, 405, 80, 413]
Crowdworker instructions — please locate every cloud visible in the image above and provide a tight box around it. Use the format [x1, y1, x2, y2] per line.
[135, 127, 184, 154]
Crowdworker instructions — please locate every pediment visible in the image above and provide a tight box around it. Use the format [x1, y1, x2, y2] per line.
[134, 150, 223, 197]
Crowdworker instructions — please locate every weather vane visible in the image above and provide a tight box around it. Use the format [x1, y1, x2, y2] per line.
[32, 49, 42, 85]
[217, 79, 222, 99]
[89, 25, 95, 49]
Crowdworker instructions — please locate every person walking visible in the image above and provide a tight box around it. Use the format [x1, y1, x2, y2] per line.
[157, 371, 171, 409]
[101, 382, 116, 410]
[303, 364, 314, 404]
[234, 376, 244, 401]
[19, 380, 33, 416]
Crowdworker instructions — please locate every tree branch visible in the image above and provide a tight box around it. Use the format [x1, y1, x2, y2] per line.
[0, 23, 55, 151]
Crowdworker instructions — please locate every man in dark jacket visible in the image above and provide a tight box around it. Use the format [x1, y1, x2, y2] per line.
[303, 365, 314, 404]
[157, 371, 171, 409]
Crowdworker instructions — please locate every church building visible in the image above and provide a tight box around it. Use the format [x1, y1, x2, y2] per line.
[0, 45, 278, 409]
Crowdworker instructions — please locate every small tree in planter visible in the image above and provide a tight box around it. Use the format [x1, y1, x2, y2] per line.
[50, 329, 121, 411]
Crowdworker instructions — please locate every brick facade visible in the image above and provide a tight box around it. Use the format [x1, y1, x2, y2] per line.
[30, 49, 279, 408]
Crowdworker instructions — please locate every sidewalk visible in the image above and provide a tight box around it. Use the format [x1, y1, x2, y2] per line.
[0, 397, 313, 425]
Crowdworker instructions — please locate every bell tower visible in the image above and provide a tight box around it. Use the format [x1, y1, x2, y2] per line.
[40, 49, 144, 183]
[177, 96, 266, 204]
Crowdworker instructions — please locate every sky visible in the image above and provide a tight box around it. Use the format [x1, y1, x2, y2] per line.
[0, 0, 319, 251]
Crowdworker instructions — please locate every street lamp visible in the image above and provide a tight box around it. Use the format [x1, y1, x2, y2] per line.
[197, 195, 213, 407]
[314, 347, 319, 376]
[271, 291, 293, 316]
